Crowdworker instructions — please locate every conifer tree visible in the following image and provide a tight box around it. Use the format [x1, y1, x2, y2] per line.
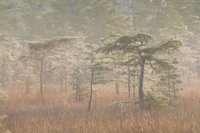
[0, 91, 10, 133]
[71, 67, 89, 102]
[157, 42, 182, 101]
[0, 34, 21, 87]
[22, 36, 75, 97]
[100, 33, 182, 108]
[17, 66, 38, 95]
[84, 43, 109, 110]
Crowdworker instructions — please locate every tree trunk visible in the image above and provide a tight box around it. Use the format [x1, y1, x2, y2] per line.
[167, 50, 171, 98]
[132, 74, 136, 99]
[88, 67, 94, 111]
[114, 63, 120, 95]
[61, 71, 68, 94]
[39, 59, 44, 97]
[128, 65, 131, 98]
[167, 67, 171, 97]
[88, 49, 94, 111]
[1, 63, 5, 88]
[67, 0, 73, 32]
[138, 58, 145, 108]
[64, 71, 68, 90]
[76, 77, 80, 101]
[131, 0, 136, 32]
[26, 77, 30, 95]
[67, 0, 73, 18]
[115, 77, 120, 95]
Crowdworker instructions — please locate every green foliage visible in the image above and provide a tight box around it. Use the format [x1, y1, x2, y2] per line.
[71, 68, 89, 101]
[0, 91, 8, 103]
[144, 88, 168, 109]
[100, 33, 182, 106]
[0, 0, 129, 40]
[84, 43, 110, 85]
[0, 33, 22, 87]
[0, 91, 11, 133]
[0, 0, 199, 110]
[16, 66, 38, 94]
[27, 36, 75, 59]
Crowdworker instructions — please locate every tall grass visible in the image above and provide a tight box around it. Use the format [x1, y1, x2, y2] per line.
[1, 85, 200, 133]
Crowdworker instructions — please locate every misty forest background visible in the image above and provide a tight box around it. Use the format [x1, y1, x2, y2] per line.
[1, 0, 200, 132]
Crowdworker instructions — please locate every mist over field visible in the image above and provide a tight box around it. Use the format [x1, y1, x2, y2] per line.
[0, 0, 200, 133]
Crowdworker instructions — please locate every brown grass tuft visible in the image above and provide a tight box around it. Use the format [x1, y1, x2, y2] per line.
[1, 85, 200, 133]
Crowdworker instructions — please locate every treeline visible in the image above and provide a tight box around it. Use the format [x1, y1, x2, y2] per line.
[0, 0, 200, 110]
[0, 32, 181, 110]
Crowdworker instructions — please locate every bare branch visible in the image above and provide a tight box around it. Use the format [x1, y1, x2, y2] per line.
[149, 59, 160, 74]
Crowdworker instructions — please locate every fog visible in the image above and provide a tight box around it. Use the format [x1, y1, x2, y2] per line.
[0, 0, 200, 133]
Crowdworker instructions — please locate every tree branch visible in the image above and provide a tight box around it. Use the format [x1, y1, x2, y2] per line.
[149, 59, 160, 73]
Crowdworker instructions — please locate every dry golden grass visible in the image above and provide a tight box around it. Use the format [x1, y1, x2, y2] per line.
[1, 85, 200, 133]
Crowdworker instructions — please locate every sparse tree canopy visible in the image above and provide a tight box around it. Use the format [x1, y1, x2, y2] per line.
[100, 33, 182, 108]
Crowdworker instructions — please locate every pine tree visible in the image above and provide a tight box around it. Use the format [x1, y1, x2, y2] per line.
[101, 34, 138, 97]
[21, 36, 75, 97]
[100, 33, 182, 108]
[0, 34, 21, 88]
[71, 68, 89, 102]
[84, 43, 110, 110]
[17, 66, 38, 95]
[0, 91, 11, 133]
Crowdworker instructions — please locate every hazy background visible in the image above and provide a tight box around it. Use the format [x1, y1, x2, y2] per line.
[0, 1, 200, 133]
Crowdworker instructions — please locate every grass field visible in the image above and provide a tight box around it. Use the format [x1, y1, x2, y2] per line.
[1, 85, 200, 133]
